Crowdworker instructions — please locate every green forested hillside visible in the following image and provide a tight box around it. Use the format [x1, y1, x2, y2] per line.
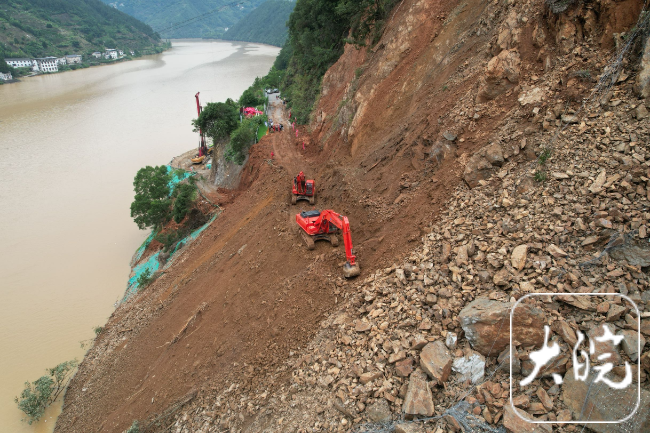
[0, 0, 164, 59]
[276, 0, 399, 123]
[223, 0, 295, 47]
[99, 0, 266, 39]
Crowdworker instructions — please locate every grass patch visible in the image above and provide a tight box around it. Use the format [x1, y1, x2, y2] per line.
[538, 148, 552, 165]
[534, 170, 548, 182]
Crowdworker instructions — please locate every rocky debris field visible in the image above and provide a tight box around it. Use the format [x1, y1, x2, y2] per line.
[164, 12, 650, 433]
[54, 1, 650, 432]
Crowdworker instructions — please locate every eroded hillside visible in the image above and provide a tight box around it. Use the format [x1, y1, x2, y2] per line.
[55, 0, 650, 432]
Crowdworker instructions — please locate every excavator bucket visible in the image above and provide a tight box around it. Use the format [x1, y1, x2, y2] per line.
[343, 262, 360, 278]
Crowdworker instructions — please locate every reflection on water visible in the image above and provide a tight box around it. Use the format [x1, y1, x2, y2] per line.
[0, 39, 279, 433]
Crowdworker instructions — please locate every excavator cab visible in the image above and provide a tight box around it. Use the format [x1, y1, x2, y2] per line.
[291, 172, 316, 205]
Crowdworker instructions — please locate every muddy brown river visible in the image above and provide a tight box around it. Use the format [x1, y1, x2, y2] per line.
[0, 40, 279, 432]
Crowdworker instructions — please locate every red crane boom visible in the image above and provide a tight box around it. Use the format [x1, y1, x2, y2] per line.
[195, 92, 207, 157]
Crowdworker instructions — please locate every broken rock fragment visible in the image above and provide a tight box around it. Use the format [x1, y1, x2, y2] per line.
[459, 298, 545, 356]
[420, 340, 452, 383]
[402, 369, 435, 417]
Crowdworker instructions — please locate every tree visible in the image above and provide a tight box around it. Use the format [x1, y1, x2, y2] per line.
[130, 166, 172, 230]
[192, 100, 239, 145]
[239, 88, 264, 107]
[172, 183, 197, 223]
[225, 117, 262, 164]
[15, 360, 78, 425]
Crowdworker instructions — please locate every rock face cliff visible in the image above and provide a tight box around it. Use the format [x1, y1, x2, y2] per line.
[55, 1, 650, 432]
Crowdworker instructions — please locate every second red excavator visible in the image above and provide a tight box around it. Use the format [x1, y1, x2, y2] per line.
[295, 209, 360, 278]
[291, 171, 316, 205]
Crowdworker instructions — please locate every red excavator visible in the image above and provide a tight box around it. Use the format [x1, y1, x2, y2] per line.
[295, 210, 360, 278]
[291, 171, 316, 205]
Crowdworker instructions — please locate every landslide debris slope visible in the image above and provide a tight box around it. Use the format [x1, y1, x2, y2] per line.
[55, 0, 650, 432]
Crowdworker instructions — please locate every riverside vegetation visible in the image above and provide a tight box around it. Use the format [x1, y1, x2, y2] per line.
[0, 0, 167, 77]
[14, 360, 78, 424]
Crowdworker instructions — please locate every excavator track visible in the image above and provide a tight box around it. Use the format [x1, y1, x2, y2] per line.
[300, 230, 315, 250]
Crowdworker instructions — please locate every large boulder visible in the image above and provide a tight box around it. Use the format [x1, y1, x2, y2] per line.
[463, 154, 493, 188]
[458, 298, 546, 356]
[561, 368, 650, 433]
[477, 49, 521, 102]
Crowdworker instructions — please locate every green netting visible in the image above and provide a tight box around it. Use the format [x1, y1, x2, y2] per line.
[124, 165, 216, 300]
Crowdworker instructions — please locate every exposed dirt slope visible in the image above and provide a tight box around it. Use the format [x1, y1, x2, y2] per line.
[55, 0, 649, 432]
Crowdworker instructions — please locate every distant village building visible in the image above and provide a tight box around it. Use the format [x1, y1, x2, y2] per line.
[33, 57, 58, 73]
[130, 50, 135, 56]
[57, 57, 67, 66]
[104, 49, 118, 60]
[0, 72, 12, 81]
[92, 52, 102, 59]
[5, 58, 33, 69]
[118, 50, 124, 57]
[65, 54, 82, 64]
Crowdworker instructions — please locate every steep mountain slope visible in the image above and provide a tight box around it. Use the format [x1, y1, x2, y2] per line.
[54, 0, 650, 432]
[100, 0, 266, 39]
[0, 0, 162, 59]
[223, 0, 295, 47]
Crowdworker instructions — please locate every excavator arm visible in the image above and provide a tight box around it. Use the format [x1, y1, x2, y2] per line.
[315, 211, 360, 278]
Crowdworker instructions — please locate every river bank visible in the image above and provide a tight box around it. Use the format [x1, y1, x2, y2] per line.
[2, 47, 172, 85]
[0, 40, 279, 433]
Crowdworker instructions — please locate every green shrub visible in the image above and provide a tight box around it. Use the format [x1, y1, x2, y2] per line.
[172, 183, 197, 223]
[136, 268, 153, 289]
[226, 118, 258, 164]
[93, 326, 103, 336]
[126, 420, 141, 433]
[534, 170, 548, 182]
[15, 360, 78, 424]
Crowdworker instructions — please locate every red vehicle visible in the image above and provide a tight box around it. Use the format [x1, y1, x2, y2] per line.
[291, 171, 316, 205]
[295, 209, 360, 278]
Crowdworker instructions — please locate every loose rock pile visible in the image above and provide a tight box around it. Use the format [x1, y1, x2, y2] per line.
[165, 78, 650, 431]
[160, 2, 650, 432]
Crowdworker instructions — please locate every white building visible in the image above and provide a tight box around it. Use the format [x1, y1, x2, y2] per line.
[92, 51, 102, 59]
[0, 72, 12, 81]
[57, 57, 67, 66]
[33, 57, 58, 73]
[104, 49, 118, 60]
[65, 54, 82, 64]
[118, 50, 124, 57]
[5, 58, 33, 69]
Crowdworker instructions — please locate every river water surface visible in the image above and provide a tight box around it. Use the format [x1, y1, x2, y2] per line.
[0, 39, 279, 433]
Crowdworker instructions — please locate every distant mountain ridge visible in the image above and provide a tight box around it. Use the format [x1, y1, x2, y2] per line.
[0, 0, 163, 59]
[100, 0, 267, 39]
[223, 0, 295, 47]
